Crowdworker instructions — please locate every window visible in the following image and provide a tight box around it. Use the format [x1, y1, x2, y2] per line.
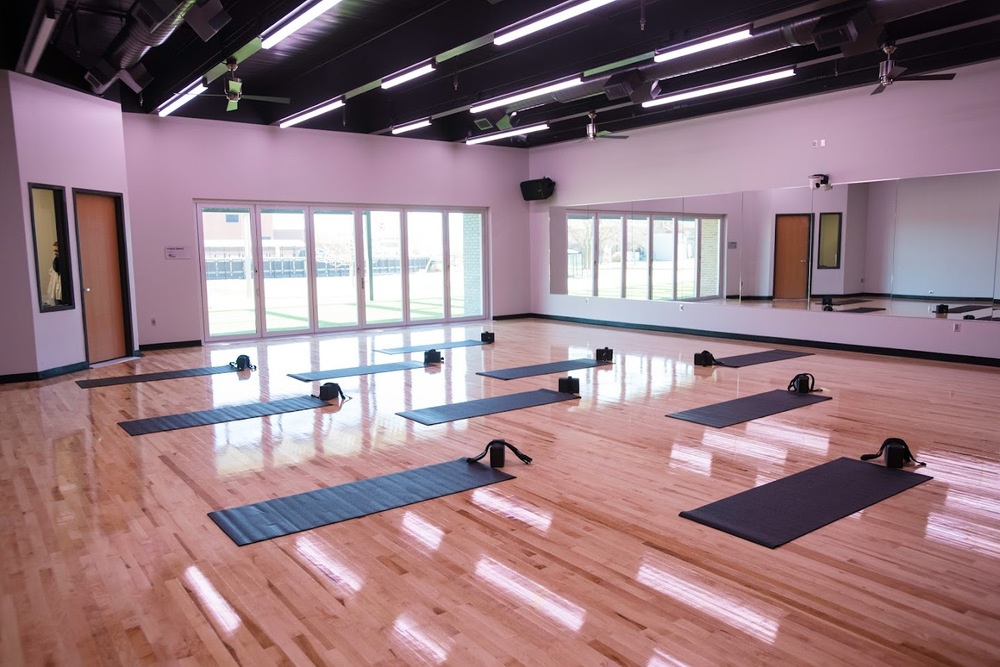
[818, 212, 842, 269]
[29, 184, 73, 312]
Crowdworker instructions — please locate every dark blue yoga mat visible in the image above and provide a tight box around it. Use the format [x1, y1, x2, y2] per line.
[398, 389, 579, 425]
[680, 457, 932, 548]
[375, 339, 486, 354]
[714, 349, 811, 368]
[667, 389, 831, 428]
[209, 459, 515, 546]
[77, 365, 235, 388]
[119, 395, 329, 436]
[288, 360, 425, 382]
[478, 358, 610, 380]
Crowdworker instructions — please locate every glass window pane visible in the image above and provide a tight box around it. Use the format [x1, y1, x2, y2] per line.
[567, 214, 594, 296]
[407, 210, 445, 321]
[699, 218, 721, 298]
[362, 210, 404, 324]
[202, 207, 257, 337]
[651, 216, 675, 300]
[818, 213, 842, 269]
[260, 208, 310, 333]
[448, 211, 484, 318]
[676, 218, 698, 299]
[625, 215, 650, 299]
[597, 214, 623, 298]
[314, 209, 358, 328]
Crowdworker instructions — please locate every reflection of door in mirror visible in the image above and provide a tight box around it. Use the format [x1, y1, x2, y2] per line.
[774, 214, 810, 299]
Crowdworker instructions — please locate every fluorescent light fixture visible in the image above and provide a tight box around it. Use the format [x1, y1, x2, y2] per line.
[466, 123, 549, 145]
[24, 11, 57, 75]
[157, 80, 208, 117]
[261, 0, 345, 49]
[470, 78, 584, 114]
[653, 28, 753, 63]
[381, 62, 435, 89]
[391, 118, 432, 135]
[279, 98, 345, 128]
[642, 68, 795, 109]
[494, 0, 621, 46]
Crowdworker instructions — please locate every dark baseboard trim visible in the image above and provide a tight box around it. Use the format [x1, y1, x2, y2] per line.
[0, 361, 89, 385]
[739, 295, 773, 301]
[511, 313, 1000, 367]
[493, 313, 535, 321]
[139, 340, 202, 351]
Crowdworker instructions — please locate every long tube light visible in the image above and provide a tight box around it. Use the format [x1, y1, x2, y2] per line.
[157, 80, 208, 117]
[470, 78, 584, 114]
[466, 123, 549, 145]
[641, 68, 795, 109]
[382, 63, 435, 90]
[261, 0, 345, 49]
[494, 0, 621, 46]
[24, 11, 57, 75]
[653, 29, 753, 63]
[279, 98, 345, 128]
[391, 118, 432, 135]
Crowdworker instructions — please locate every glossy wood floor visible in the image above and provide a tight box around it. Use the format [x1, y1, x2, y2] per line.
[3, 319, 999, 666]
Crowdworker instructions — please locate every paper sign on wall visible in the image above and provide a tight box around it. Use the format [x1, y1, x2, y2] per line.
[164, 246, 191, 260]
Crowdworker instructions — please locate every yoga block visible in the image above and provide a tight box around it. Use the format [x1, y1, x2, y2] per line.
[558, 376, 580, 394]
[424, 349, 442, 364]
[481, 331, 495, 343]
[317, 382, 344, 401]
[596, 347, 613, 362]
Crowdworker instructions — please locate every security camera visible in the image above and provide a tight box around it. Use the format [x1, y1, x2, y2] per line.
[809, 174, 831, 190]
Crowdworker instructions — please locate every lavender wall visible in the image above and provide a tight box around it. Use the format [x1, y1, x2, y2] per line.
[527, 60, 1000, 359]
[122, 114, 531, 345]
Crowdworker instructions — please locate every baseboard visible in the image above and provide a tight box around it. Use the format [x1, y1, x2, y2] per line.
[139, 340, 202, 351]
[0, 361, 89, 385]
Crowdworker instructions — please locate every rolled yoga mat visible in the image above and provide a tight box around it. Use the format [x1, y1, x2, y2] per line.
[288, 360, 425, 382]
[667, 389, 831, 428]
[77, 365, 236, 388]
[713, 349, 812, 368]
[209, 459, 515, 546]
[477, 358, 610, 380]
[679, 457, 932, 548]
[119, 395, 329, 436]
[398, 389, 579, 425]
[375, 340, 486, 354]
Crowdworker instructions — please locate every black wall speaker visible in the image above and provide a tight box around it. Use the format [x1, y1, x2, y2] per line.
[520, 177, 555, 201]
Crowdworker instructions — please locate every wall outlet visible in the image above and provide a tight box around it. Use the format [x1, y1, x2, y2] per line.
[953, 323, 961, 332]
[678, 304, 684, 311]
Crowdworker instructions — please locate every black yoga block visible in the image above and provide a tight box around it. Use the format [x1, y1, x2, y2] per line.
[481, 332, 495, 343]
[596, 347, 613, 362]
[558, 376, 580, 394]
[424, 349, 442, 364]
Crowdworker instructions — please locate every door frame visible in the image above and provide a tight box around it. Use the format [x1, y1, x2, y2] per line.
[772, 213, 813, 300]
[72, 188, 135, 362]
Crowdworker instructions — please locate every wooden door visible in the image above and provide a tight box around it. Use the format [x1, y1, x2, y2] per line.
[773, 214, 811, 299]
[76, 192, 128, 363]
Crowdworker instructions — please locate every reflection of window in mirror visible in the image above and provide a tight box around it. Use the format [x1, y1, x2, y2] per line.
[29, 184, 73, 311]
[817, 212, 842, 269]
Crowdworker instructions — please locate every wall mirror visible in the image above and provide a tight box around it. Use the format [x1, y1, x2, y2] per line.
[550, 170, 1000, 321]
[29, 183, 74, 312]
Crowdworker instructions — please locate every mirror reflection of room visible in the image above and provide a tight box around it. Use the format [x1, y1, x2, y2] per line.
[29, 184, 72, 312]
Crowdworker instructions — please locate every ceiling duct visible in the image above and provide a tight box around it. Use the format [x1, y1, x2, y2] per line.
[85, 0, 199, 95]
[603, 69, 653, 104]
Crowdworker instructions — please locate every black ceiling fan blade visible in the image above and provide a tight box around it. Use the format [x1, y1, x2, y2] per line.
[895, 73, 956, 82]
[241, 94, 291, 104]
[887, 65, 907, 79]
[870, 83, 887, 95]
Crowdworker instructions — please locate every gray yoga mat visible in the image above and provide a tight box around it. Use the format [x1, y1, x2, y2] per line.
[375, 339, 486, 354]
[478, 358, 610, 380]
[714, 349, 812, 368]
[945, 305, 988, 313]
[398, 389, 579, 425]
[841, 307, 886, 313]
[680, 457, 932, 548]
[288, 360, 425, 382]
[77, 365, 235, 388]
[667, 389, 831, 428]
[209, 459, 515, 546]
[119, 395, 329, 436]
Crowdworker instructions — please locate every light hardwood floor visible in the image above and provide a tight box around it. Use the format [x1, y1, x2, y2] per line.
[2, 319, 998, 666]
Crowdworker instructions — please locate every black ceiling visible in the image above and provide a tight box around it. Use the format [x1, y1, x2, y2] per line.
[6, 0, 1000, 147]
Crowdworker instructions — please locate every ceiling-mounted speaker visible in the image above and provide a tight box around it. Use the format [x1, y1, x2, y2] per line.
[520, 177, 555, 201]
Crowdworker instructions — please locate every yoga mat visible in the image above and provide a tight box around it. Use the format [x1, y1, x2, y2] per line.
[667, 389, 831, 428]
[680, 457, 932, 548]
[478, 358, 610, 380]
[210, 459, 514, 546]
[842, 307, 886, 313]
[375, 339, 486, 354]
[946, 305, 988, 314]
[288, 360, 425, 382]
[398, 389, 579, 425]
[119, 396, 329, 436]
[77, 365, 235, 388]
[814, 298, 869, 306]
[714, 349, 812, 368]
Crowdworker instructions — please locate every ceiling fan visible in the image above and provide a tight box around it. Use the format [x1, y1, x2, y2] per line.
[209, 57, 292, 111]
[586, 111, 629, 140]
[871, 42, 956, 95]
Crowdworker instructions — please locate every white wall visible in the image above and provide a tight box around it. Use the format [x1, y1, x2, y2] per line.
[0, 72, 133, 376]
[122, 114, 531, 345]
[527, 59, 1000, 360]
